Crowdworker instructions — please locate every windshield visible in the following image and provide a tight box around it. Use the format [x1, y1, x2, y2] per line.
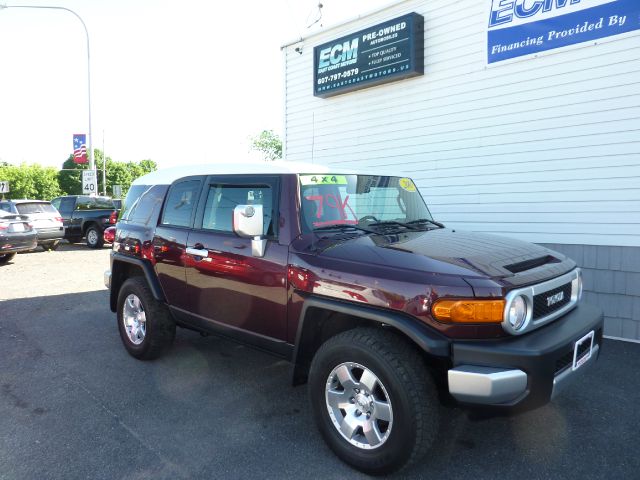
[299, 174, 433, 232]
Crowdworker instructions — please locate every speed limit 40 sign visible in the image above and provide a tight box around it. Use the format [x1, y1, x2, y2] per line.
[82, 170, 98, 195]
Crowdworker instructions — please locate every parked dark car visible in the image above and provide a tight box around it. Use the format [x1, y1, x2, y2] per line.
[105, 163, 603, 475]
[0, 211, 37, 264]
[0, 199, 64, 250]
[50, 195, 118, 248]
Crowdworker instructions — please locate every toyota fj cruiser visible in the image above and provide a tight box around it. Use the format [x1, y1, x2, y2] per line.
[105, 162, 603, 475]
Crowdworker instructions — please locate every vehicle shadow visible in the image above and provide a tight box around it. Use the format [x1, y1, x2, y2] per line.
[0, 290, 637, 480]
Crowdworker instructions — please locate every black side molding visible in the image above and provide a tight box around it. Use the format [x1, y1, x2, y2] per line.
[292, 296, 451, 385]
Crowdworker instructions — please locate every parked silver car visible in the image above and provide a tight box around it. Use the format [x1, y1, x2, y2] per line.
[0, 200, 64, 250]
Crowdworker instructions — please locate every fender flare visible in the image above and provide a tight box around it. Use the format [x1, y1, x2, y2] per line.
[291, 296, 451, 385]
[109, 253, 166, 311]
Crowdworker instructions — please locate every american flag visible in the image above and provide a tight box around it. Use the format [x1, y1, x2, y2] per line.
[73, 134, 87, 164]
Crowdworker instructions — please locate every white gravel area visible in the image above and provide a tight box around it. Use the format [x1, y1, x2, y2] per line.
[0, 242, 110, 300]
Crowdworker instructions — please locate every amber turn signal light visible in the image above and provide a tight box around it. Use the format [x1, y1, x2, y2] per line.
[432, 299, 505, 324]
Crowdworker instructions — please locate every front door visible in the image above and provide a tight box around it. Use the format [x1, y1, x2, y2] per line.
[184, 175, 288, 341]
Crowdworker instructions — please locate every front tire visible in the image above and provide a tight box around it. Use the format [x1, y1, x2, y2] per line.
[117, 277, 176, 360]
[309, 328, 439, 475]
[85, 226, 104, 248]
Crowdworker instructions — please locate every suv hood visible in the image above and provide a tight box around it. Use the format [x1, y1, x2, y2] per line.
[301, 228, 574, 284]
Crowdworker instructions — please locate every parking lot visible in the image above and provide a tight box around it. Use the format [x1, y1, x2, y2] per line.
[0, 245, 638, 479]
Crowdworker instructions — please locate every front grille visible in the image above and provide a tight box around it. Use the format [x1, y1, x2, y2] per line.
[532, 282, 572, 319]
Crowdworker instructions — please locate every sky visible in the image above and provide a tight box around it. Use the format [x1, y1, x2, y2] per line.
[0, 0, 394, 169]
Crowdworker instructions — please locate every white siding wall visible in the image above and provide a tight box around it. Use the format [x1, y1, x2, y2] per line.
[283, 0, 640, 247]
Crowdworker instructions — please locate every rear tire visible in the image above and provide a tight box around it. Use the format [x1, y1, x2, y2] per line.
[309, 328, 439, 475]
[117, 277, 176, 360]
[42, 241, 60, 251]
[0, 253, 16, 264]
[85, 226, 104, 248]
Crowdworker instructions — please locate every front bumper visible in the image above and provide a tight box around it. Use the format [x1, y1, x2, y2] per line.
[448, 303, 603, 410]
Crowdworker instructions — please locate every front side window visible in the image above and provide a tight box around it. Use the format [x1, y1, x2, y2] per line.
[299, 174, 433, 231]
[160, 180, 201, 228]
[202, 184, 274, 235]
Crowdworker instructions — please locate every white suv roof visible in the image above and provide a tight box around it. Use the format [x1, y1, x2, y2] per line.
[131, 161, 361, 186]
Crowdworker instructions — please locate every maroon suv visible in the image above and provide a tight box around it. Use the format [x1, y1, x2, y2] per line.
[105, 162, 603, 475]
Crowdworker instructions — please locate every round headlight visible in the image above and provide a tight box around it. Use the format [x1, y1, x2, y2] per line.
[508, 295, 527, 331]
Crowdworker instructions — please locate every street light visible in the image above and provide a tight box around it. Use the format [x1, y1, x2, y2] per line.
[0, 4, 94, 171]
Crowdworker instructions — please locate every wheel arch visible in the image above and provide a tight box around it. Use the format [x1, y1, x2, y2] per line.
[291, 296, 451, 386]
[82, 220, 100, 234]
[110, 254, 166, 312]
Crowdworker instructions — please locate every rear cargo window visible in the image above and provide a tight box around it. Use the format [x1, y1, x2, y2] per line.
[15, 202, 57, 214]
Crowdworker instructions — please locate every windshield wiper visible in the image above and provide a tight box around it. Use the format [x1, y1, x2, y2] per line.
[405, 218, 445, 228]
[366, 220, 419, 231]
[313, 224, 373, 234]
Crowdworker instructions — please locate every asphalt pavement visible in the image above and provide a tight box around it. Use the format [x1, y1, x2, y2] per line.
[0, 246, 639, 479]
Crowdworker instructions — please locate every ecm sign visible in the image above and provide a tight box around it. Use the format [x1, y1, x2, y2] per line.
[313, 13, 424, 98]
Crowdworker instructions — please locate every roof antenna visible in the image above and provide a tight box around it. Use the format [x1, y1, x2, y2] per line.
[306, 2, 323, 29]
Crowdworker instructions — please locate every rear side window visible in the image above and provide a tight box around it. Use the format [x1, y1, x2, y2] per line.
[57, 197, 76, 214]
[161, 180, 201, 228]
[125, 185, 168, 226]
[15, 202, 56, 214]
[120, 185, 148, 220]
[0, 203, 12, 213]
[202, 184, 274, 235]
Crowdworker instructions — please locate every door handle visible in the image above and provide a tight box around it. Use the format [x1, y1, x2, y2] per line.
[186, 247, 210, 260]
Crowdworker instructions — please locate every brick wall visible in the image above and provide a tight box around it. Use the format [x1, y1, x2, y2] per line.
[540, 244, 640, 341]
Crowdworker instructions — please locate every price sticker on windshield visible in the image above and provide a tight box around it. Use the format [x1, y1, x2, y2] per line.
[399, 178, 417, 192]
[300, 175, 348, 186]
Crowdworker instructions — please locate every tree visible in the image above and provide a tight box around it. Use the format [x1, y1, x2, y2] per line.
[0, 163, 62, 200]
[250, 130, 282, 161]
[57, 150, 157, 197]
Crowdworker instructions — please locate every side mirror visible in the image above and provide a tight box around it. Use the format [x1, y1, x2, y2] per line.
[233, 204, 267, 257]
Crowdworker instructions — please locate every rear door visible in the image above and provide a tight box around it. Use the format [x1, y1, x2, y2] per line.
[152, 177, 204, 310]
[184, 175, 288, 340]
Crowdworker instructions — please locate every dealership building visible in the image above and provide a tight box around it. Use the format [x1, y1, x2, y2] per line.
[281, 0, 640, 341]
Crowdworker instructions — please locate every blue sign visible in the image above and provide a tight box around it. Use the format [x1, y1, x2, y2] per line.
[314, 13, 424, 98]
[487, 0, 640, 64]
